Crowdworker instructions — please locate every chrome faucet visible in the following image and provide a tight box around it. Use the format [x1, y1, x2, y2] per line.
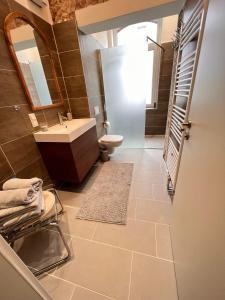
[57, 112, 67, 125]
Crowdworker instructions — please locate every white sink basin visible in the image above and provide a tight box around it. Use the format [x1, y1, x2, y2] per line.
[33, 118, 96, 143]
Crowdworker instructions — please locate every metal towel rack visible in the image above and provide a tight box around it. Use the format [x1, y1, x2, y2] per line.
[163, 0, 208, 196]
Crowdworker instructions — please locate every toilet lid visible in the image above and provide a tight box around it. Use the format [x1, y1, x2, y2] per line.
[100, 135, 123, 143]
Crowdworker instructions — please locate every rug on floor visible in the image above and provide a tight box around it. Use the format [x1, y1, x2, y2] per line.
[76, 162, 133, 225]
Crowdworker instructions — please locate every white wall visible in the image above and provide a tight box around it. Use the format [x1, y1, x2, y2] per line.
[15, 0, 53, 24]
[172, 0, 225, 299]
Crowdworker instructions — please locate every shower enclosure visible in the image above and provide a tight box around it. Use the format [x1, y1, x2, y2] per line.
[100, 45, 153, 148]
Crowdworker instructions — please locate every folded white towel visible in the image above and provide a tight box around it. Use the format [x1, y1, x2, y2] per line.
[0, 188, 38, 208]
[3, 177, 43, 192]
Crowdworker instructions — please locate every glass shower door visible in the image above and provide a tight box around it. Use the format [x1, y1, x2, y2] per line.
[100, 45, 151, 148]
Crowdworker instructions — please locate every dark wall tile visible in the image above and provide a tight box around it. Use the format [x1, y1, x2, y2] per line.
[8, 0, 34, 21]
[158, 75, 172, 90]
[40, 55, 54, 79]
[0, 0, 10, 30]
[17, 157, 49, 181]
[0, 70, 28, 107]
[145, 126, 166, 135]
[0, 31, 15, 70]
[145, 42, 174, 135]
[0, 147, 14, 182]
[44, 106, 65, 126]
[161, 60, 173, 76]
[69, 97, 90, 118]
[0, 106, 32, 144]
[1, 135, 41, 173]
[53, 20, 79, 52]
[57, 77, 68, 99]
[65, 75, 87, 98]
[47, 79, 61, 101]
[59, 50, 83, 77]
[52, 53, 63, 77]
[41, 53, 63, 81]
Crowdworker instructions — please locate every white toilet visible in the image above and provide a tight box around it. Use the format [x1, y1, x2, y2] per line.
[98, 135, 123, 154]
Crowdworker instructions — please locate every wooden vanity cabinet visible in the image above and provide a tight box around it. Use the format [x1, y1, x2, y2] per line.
[37, 126, 99, 183]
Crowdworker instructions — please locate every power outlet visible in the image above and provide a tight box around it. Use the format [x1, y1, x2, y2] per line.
[28, 113, 39, 127]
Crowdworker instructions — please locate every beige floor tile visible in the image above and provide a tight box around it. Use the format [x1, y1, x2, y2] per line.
[93, 219, 156, 256]
[55, 237, 131, 300]
[144, 135, 165, 149]
[130, 180, 153, 199]
[136, 199, 173, 224]
[153, 183, 171, 202]
[39, 274, 75, 300]
[130, 253, 178, 300]
[71, 287, 113, 300]
[60, 206, 97, 239]
[156, 224, 173, 261]
[57, 190, 86, 208]
[127, 197, 136, 218]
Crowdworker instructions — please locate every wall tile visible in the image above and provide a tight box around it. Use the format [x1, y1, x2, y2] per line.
[40, 55, 55, 79]
[0, 148, 14, 183]
[0, 106, 31, 144]
[57, 77, 68, 99]
[53, 20, 79, 52]
[0, 70, 28, 107]
[0, 30, 15, 70]
[17, 157, 49, 181]
[59, 50, 83, 77]
[145, 42, 174, 135]
[1, 134, 41, 173]
[0, 0, 10, 30]
[47, 79, 61, 101]
[69, 97, 90, 118]
[44, 106, 65, 126]
[65, 75, 87, 98]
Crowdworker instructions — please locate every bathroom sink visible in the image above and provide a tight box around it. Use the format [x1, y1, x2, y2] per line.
[33, 118, 96, 143]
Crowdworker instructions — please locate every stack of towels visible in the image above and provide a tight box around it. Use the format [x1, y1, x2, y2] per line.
[0, 178, 44, 228]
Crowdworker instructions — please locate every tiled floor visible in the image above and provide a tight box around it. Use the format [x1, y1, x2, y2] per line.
[39, 147, 177, 300]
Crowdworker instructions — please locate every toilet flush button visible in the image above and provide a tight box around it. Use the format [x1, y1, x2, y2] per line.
[94, 106, 100, 116]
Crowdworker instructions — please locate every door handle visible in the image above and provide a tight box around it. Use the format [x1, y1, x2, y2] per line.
[180, 121, 192, 139]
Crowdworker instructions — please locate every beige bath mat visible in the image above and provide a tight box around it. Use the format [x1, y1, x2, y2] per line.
[76, 162, 133, 225]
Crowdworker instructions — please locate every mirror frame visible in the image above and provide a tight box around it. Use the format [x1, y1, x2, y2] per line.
[4, 12, 64, 111]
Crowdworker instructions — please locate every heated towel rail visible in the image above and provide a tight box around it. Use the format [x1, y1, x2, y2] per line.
[164, 0, 208, 195]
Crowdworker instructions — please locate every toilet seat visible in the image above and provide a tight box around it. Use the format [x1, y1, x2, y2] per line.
[99, 135, 123, 147]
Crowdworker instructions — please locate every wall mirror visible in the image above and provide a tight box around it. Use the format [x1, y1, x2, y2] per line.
[4, 12, 64, 111]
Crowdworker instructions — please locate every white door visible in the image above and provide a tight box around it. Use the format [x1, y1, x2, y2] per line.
[172, 0, 225, 298]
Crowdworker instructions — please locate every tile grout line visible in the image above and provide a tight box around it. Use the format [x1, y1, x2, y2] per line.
[65, 231, 173, 263]
[0, 145, 15, 175]
[0, 132, 32, 146]
[90, 222, 98, 240]
[69, 285, 77, 300]
[46, 273, 116, 300]
[155, 223, 158, 258]
[58, 49, 80, 55]
[51, 26, 72, 113]
[127, 252, 134, 300]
